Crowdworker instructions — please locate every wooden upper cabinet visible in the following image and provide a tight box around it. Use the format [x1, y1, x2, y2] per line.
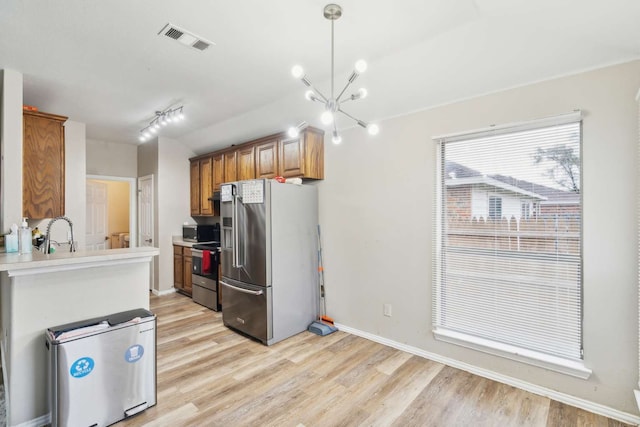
[190, 160, 200, 215]
[199, 157, 214, 215]
[23, 110, 67, 219]
[255, 138, 279, 179]
[280, 128, 324, 179]
[237, 145, 255, 181]
[189, 156, 214, 216]
[213, 153, 225, 191]
[224, 150, 237, 183]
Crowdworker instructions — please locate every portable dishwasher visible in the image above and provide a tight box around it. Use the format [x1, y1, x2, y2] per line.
[46, 308, 157, 427]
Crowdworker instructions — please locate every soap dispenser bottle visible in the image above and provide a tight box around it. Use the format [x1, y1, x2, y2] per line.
[19, 218, 32, 254]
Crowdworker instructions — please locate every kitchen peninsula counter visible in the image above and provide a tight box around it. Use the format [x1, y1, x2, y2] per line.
[0, 247, 159, 426]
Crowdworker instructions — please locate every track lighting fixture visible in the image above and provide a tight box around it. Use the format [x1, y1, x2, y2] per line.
[138, 106, 185, 142]
[288, 4, 379, 145]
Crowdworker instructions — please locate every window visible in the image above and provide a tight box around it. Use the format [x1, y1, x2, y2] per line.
[488, 196, 502, 219]
[433, 112, 586, 376]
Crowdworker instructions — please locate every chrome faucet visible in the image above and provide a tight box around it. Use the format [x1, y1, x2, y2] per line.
[44, 216, 76, 254]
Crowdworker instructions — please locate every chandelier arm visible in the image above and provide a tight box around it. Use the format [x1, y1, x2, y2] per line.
[300, 77, 329, 102]
[338, 108, 367, 128]
[335, 79, 355, 103]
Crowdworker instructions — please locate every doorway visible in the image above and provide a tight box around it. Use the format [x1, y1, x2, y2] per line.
[85, 175, 137, 250]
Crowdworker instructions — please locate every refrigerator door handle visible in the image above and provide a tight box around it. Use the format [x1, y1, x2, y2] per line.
[220, 281, 264, 296]
[232, 193, 242, 268]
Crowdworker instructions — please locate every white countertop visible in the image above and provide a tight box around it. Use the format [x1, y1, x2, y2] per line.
[172, 236, 199, 247]
[0, 247, 160, 274]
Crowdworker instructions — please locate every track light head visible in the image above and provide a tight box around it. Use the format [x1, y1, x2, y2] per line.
[138, 106, 185, 141]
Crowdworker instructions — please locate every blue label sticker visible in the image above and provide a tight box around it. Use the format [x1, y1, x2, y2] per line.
[125, 344, 144, 363]
[70, 357, 94, 378]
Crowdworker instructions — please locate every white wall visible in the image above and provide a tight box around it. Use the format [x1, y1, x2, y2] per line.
[157, 137, 194, 292]
[0, 69, 23, 233]
[86, 138, 137, 177]
[136, 137, 194, 293]
[318, 60, 640, 416]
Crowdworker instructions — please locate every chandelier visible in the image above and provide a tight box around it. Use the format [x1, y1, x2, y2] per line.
[288, 4, 379, 144]
[139, 106, 185, 142]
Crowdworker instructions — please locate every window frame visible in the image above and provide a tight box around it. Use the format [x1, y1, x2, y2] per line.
[432, 111, 590, 379]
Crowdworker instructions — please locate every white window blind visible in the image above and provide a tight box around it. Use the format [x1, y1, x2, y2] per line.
[433, 113, 583, 362]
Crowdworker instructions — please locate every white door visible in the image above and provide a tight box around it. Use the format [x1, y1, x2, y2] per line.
[86, 180, 108, 250]
[138, 175, 154, 248]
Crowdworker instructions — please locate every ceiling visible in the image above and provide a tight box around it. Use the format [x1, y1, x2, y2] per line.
[1, 0, 639, 154]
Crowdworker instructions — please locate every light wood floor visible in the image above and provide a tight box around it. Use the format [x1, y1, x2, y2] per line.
[120, 292, 631, 427]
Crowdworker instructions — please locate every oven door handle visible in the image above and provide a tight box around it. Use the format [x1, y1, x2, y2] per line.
[220, 281, 263, 296]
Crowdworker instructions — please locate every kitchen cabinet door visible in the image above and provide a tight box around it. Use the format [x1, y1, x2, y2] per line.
[190, 161, 200, 216]
[237, 145, 255, 181]
[223, 150, 237, 183]
[183, 248, 193, 295]
[255, 138, 279, 179]
[173, 245, 184, 291]
[279, 128, 324, 179]
[23, 110, 68, 219]
[199, 157, 214, 215]
[213, 153, 224, 191]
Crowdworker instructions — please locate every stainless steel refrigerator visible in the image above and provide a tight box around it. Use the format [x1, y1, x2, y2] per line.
[220, 179, 318, 345]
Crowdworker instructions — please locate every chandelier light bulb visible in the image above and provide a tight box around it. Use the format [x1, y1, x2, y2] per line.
[287, 126, 300, 138]
[358, 88, 368, 99]
[320, 110, 334, 125]
[367, 123, 380, 136]
[305, 90, 315, 101]
[291, 65, 304, 79]
[332, 131, 342, 145]
[355, 60, 367, 74]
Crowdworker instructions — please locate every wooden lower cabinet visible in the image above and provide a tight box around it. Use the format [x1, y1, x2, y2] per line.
[183, 247, 193, 295]
[174, 245, 193, 296]
[173, 245, 184, 291]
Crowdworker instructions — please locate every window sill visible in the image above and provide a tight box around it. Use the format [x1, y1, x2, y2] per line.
[433, 328, 592, 379]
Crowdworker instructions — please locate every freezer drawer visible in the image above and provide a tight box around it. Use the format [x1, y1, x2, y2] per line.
[47, 308, 156, 427]
[221, 278, 271, 344]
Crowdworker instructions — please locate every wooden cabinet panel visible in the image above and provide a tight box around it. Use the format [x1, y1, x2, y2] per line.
[23, 110, 67, 219]
[224, 151, 237, 183]
[183, 247, 193, 295]
[279, 128, 324, 179]
[190, 156, 215, 216]
[280, 136, 305, 178]
[213, 153, 224, 191]
[237, 145, 255, 181]
[199, 157, 214, 215]
[255, 139, 279, 179]
[190, 161, 200, 216]
[173, 245, 184, 291]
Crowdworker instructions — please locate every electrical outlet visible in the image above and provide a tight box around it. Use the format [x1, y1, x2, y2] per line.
[383, 303, 392, 317]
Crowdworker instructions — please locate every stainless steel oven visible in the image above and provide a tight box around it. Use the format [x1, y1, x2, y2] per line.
[191, 245, 220, 311]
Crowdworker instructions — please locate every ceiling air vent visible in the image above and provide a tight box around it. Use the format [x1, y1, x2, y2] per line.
[158, 23, 215, 52]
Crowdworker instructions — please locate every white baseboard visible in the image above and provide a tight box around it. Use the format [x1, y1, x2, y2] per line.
[151, 287, 176, 296]
[335, 323, 640, 426]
